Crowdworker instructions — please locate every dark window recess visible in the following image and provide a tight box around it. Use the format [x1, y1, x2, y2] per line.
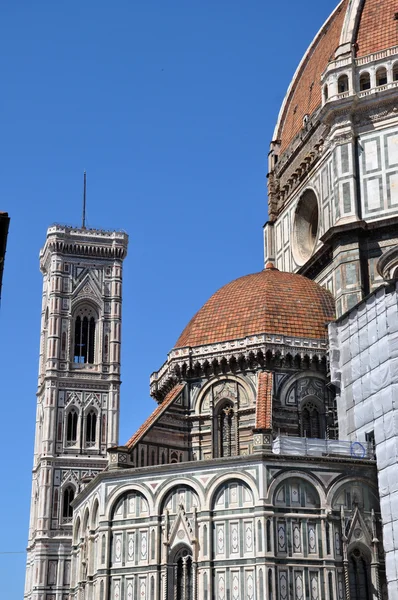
[86, 410, 97, 445]
[63, 487, 74, 520]
[301, 402, 322, 438]
[74, 315, 95, 364]
[66, 410, 78, 443]
[349, 549, 372, 600]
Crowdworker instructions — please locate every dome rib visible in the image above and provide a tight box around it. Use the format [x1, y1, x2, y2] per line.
[175, 267, 335, 349]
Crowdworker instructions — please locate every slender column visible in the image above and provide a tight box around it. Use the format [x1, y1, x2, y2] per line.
[192, 562, 197, 600]
[173, 564, 178, 600]
[182, 558, 188, 600]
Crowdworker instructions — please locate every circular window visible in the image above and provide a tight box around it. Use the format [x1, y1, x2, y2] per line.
[292, 189, 319, 265]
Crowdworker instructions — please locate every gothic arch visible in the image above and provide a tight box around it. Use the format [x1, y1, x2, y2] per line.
[299, 396, 325, 439]
[327, 477, 379, 509]
[347, 544, 373, 600]
[82, 507, 90, 532]
[167, 543, 194, 600]
[72, 302, 99, 365]
[110, 489, 151, 524]
[273, 477, 320, 508]
[279, 371, 327, 406]
[105, 484, 154, 520]
[61, 483, 76, 523]
[207, 472, 259, 508]
[194, 374, 255, 416]
[73, 515, 81, 544]
[155, 479, 205, 514]
[266, 470, 326, 508]
[157, 482, 202, 516]
[91, 497, 100, 530]
[84, 405, 98, 447]
[64, 405, 80, 447]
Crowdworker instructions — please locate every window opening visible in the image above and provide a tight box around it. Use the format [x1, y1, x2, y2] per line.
[338, 74, 349, 93]
[74, 312, 96, 364]
[376, 67, 387, 86]
[170, 547, 193, 600]
[348, 549, 371, 600]
[86, 409, 97, 447]
[359, 72, 371, 91]
[66, 409, 78, 446]
[393, 63, 398, 81]
[218, 402, 237, 457]
[62, 487, 74, 522]
[301, 401, 322, 438]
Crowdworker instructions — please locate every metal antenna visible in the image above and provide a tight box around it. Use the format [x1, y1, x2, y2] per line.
[82, 171, 87, 229]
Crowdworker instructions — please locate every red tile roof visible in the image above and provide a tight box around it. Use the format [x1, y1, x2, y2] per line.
[277, 0, 349, 153]
[276, 0, 398, 155]
[255, 371, 273, 430]
[125, 384, 185, 449]
[356, 0, 398, 56]
[175, 265, 335, 348]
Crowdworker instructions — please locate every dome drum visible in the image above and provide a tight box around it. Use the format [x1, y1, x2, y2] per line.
[151, 268, 334, 401]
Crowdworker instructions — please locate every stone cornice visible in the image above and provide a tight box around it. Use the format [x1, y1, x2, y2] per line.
[72, 450, 376, 508]
[40, 225, 128, 270]
[150, 333, 329, 401]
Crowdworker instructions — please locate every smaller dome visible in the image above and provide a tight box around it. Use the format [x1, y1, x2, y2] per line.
[175, 266, 335, 348]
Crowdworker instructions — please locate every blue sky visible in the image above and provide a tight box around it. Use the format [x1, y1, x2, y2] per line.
[0, 1, 338, 596]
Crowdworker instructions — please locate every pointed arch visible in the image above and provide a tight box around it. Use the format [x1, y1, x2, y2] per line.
[65, 407, 79, 446]
[62, 485, 75, 523]
[72, 303, 99, 364]
[91, 498, 100, 530]
[85, 407, 97, 447]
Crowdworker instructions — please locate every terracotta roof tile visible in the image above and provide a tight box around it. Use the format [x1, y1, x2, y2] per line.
[277, 0, 349, 153]
[356, 0, 398, 56]
[255, 371, 273, 430]
[125, 384, 185, 450]
[175, 266, 335, 348]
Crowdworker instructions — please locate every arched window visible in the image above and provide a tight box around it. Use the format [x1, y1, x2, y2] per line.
[376, 67, 387, 87]
[66, 409, 78, 445]
[73, 306, 97, 364]
[218, 402, 237, 457]
[393, 63, 398, 81]
[348, 548, 371, 600]
[86, 409, 97, 446]
[338, 74, 349, 93]
[169, 546, 193, 600]
[301, 401, 322, 438]
[62, 487, 75, 522]
[359, 72, 371, 91]
[323, 84, 329, 102]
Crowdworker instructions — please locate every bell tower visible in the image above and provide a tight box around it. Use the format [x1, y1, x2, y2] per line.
[25, 225, 128, 600]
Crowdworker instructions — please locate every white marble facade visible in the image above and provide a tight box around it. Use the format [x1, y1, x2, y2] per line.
[71, 454, 381, 600]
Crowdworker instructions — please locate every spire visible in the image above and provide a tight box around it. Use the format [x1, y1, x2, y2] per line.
[82, 171, 87, 229]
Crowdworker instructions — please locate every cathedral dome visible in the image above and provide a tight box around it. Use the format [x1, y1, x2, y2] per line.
[275, 0, 398, 154]
[175, 265, 335, 348]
